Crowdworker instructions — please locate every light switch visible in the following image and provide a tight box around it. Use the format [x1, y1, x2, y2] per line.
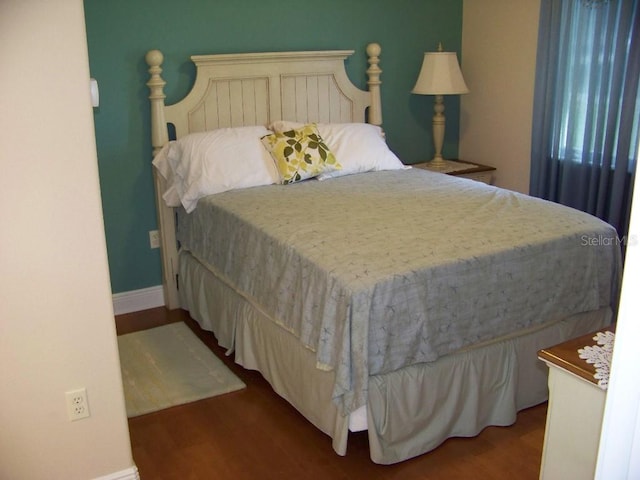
[90, 78, 99, 107]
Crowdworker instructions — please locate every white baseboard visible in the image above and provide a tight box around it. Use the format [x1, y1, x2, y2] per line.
[94, 466, 140, 480]
[113, 285, 165, 315]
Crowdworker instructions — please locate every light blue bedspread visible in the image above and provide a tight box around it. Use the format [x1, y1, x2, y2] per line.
[177, 169, 621, 414]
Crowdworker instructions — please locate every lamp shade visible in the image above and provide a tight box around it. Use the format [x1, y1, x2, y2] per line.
[411, 51, 469, 95]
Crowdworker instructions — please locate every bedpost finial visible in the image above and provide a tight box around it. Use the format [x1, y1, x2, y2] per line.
[145, 49, 164, 67]
[366, 43, 381, 58]
[365, 43, 383, 127]
[146, 49, 168, 156]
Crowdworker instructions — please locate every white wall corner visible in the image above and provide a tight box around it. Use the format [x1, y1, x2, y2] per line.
[112, 286, 165, 315]
[94, 466, 140, 480]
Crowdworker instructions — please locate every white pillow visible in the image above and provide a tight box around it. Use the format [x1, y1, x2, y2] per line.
[268, 121, 407, 180]
[152, 126, 279, 213]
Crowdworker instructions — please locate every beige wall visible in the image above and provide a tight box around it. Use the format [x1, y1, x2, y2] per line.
[0, 1, 135, 478]
[460, 0, 541, 193]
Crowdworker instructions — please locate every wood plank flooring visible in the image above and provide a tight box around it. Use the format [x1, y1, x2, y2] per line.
[116, 307, 547, 480]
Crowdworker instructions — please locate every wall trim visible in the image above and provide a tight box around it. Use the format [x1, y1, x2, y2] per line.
[94, 466, 140, 480]
[112, 285, 165, 315]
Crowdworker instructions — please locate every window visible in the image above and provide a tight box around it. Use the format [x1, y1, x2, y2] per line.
[531, 0, 639, 240]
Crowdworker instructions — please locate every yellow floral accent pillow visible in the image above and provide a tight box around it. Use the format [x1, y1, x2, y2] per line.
[261, 124, 341, 184]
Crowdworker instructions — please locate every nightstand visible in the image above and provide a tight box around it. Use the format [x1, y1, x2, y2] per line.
[412, 159, 495, 185]
[537, 327, 614, 480]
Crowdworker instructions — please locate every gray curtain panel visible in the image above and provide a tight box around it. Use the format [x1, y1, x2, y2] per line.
[530, 0, 639, 243]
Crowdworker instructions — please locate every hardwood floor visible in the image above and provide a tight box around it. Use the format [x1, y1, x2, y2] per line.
[116, 307, 547, 480]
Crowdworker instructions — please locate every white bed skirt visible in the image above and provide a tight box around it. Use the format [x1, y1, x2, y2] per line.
[178, 249, 612, 464]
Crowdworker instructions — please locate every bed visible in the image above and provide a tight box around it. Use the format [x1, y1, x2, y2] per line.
[145, 44, 622, 464]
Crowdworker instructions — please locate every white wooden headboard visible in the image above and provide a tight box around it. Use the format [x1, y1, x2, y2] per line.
[146, 43, 383, 308]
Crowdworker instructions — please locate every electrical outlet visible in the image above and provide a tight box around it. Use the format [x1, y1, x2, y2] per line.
[149, 229, 160, 249]
[65, 388, 90, 421]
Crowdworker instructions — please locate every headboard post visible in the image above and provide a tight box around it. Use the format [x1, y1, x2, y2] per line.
[366, 43, 383, 126]
[145, 50, 169, 155]
[146, 49, 180, 310]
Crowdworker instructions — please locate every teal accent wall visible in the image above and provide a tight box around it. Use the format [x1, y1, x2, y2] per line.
[84, 0, 463, 294]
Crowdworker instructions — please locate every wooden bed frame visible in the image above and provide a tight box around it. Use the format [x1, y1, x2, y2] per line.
[145, 44, 383, 309]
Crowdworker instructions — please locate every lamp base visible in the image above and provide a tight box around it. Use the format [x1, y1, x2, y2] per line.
[428, 155, 450, 171]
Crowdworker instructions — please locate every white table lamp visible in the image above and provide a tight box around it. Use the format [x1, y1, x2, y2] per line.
[412, 43, 469, 168]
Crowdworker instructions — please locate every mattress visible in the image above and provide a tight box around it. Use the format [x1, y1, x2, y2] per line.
[176, 168, 621, 416]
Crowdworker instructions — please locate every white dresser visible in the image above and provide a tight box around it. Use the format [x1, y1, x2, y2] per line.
[537, 328, 613, 480]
